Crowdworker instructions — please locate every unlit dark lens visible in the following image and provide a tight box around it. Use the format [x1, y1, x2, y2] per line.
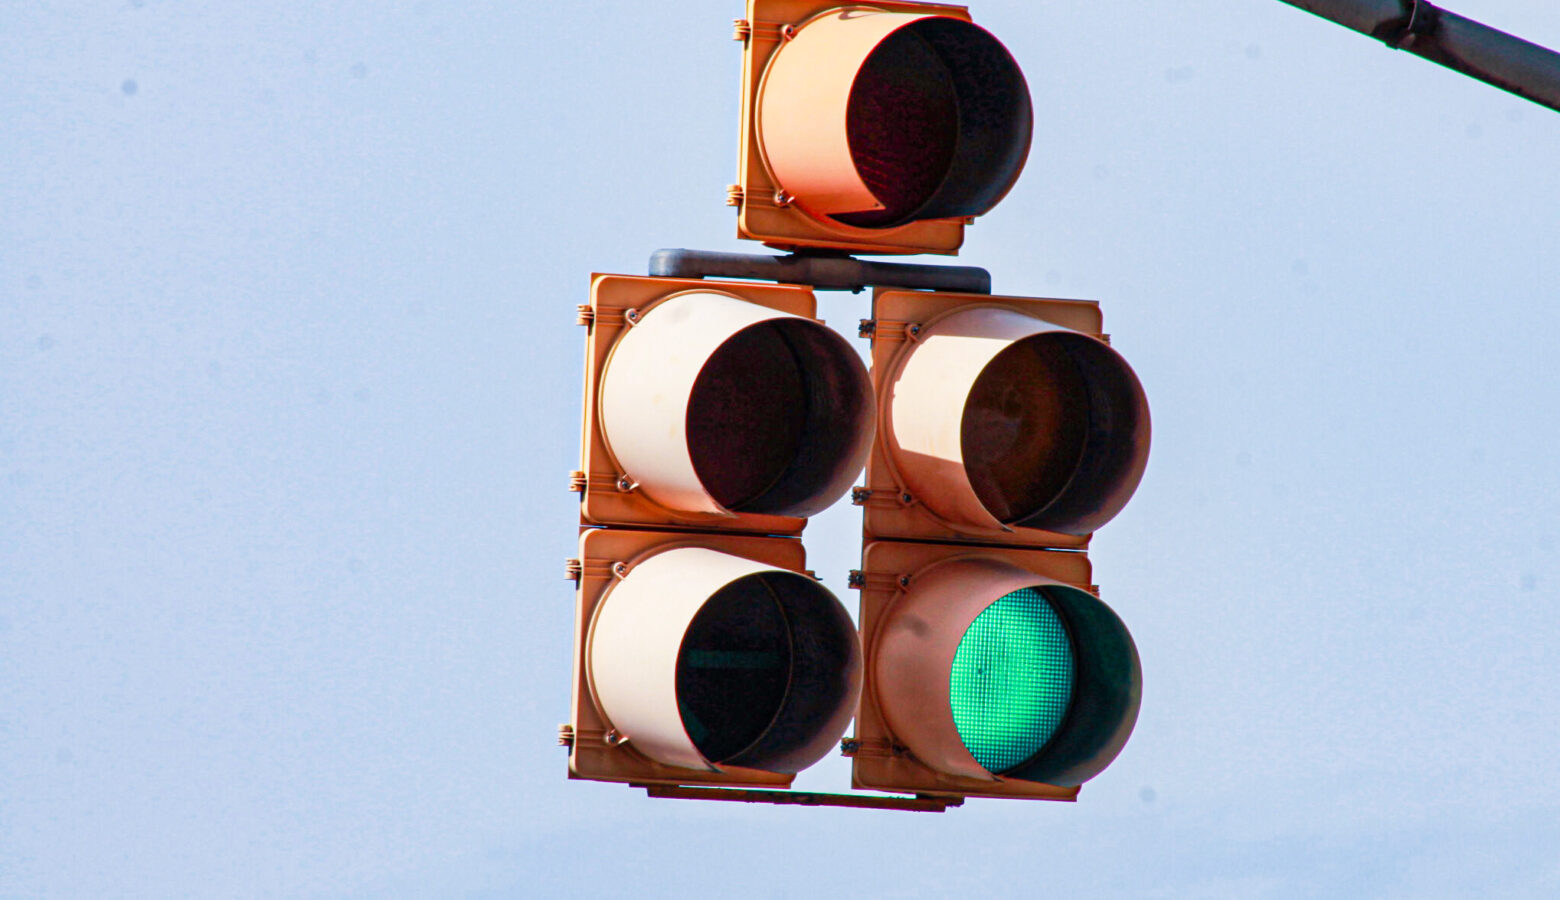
[686, 319, 871, 517]
[834, 18, 1031, 228]
[962, 336, 1090, 525]
[686, 323, 808, 511]
[676, 575, 793, 765]
[838, 27, 958, 227]
[675, 572, 858, 770]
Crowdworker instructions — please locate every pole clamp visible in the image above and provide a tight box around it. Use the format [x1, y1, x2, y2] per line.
[1381, 0, 1441, 49]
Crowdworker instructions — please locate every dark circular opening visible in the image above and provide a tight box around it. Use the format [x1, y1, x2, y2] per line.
[834, 17, 1031, 229]
[675, 574, 794, 765]
[686, 322, 807, 511]
[836, 26, 958, 227]
[686, 319, 872, 517]
[960, 332, 1148, 535]
[962, 335, 1089, 526]
[675, 572, 858, 770]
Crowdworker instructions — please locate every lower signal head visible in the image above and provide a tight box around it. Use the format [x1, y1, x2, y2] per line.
[868, 555, 1140, 789]
[589, 545, 862, 775]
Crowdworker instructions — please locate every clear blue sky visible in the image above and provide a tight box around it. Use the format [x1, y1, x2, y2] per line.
[4, 2, 1558, 897]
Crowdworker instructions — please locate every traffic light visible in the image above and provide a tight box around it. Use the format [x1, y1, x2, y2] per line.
[859, 289, 1150, 549]
[850, 288, 1149, 800]
[568, 0, 1153, 811]
[733, 0, 1032, 255]
[567, 274, 874, 790]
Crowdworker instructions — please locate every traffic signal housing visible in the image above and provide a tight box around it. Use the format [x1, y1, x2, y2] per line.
[851, 288, 1149, 800]
[852, 541, 1140, 799]
[570, 528, 860, 788]
[860, 289, 1150, 550]
[576, 274, 874, 534]
[568, 274, 875, 790]
[568, 0, 1153, 810]
[734, 0, 1033, 255]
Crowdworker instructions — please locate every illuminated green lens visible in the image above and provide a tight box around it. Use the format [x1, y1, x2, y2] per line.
[950, 587, 1075, 774]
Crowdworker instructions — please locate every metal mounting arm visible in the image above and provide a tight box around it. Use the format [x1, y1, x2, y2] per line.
[649, 248, 992, 295]
[1277, 0, 1560, 112]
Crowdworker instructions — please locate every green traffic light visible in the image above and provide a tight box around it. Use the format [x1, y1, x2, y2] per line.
[949, 587, 1076, 774]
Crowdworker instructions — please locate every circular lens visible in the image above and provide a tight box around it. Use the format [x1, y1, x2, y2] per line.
[686, 322, 809, 511]
[833, 17, 1031, 228]
[676, 574, 794, 765]
[949, 587, 1076, 774]
[957, 327, 1149, 536]
[836, 26, 958, 227]
[685, 318, 873, 517]
[673, 569, 860, 771]
[962, 335, 1090, 525]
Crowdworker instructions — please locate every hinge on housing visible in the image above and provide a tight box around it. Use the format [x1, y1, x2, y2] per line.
[739, 17, 790, 45]
[565, 725, 611, 748]
[590, 307, 628, 328]
[726, 183, 744, 207]
[575, 304, 593, 327]
[857, 319, 875, 338]
[571, 558, 618, 585]
[570, 471, 623, 495]
[869, 317, 910, 343]
[853, 488, 908, 510]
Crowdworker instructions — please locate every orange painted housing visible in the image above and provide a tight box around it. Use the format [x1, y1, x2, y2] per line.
[861, 288, 1151, 550]
[735, 0, 1032, 255]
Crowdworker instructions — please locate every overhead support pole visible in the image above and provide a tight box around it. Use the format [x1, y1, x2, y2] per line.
[1276, 0, 1560, 112]
[649, 248, 992, 295]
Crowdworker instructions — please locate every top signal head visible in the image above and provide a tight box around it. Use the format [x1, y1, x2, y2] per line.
[737, 2, 1033, 255]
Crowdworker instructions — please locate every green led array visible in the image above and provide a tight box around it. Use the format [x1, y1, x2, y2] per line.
[949, 587, 1076, 774]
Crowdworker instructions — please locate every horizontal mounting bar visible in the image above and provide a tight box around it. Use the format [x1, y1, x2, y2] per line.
[638, 784, 965, 813]
[649, 248, 992, 295]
